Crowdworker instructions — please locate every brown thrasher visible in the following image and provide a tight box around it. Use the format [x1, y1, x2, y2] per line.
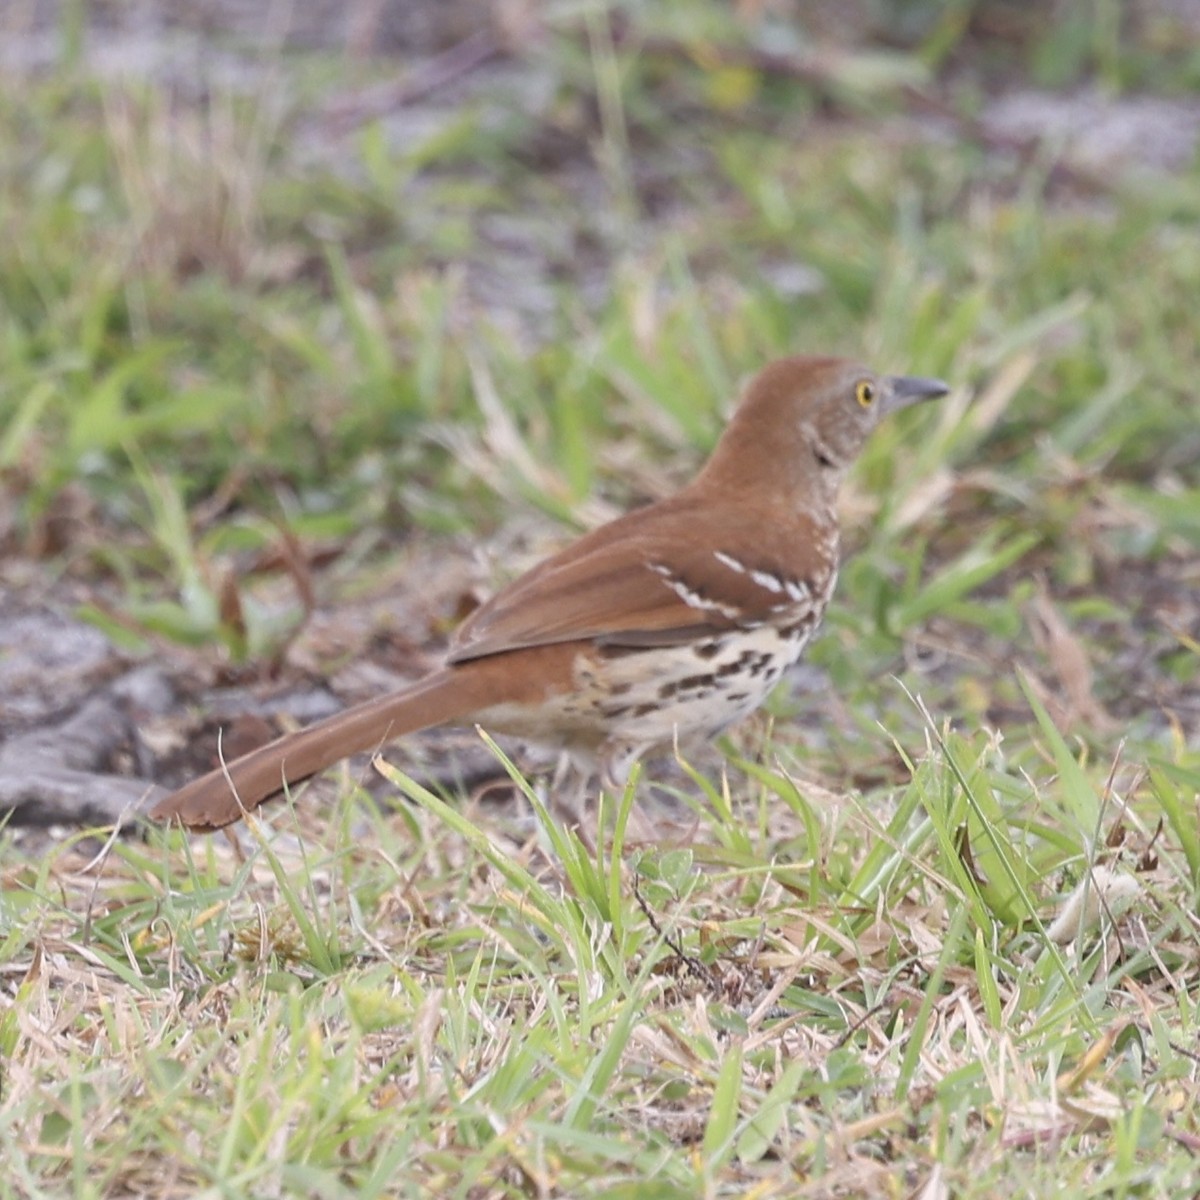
[151, 356, 948, 831]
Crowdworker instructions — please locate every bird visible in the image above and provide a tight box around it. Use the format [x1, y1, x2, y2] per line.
[150, 356, 949, 832]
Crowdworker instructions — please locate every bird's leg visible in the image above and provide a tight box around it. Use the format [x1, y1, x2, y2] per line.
[547, 750, 593, 832]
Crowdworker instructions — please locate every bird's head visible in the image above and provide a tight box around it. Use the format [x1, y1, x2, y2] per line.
[697, 356, 950, 509]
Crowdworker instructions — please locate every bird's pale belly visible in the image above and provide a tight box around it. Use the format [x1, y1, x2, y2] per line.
[471, 620, 815, 783]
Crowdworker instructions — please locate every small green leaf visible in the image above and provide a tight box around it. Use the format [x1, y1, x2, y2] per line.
[701, 1039, 743, 1166]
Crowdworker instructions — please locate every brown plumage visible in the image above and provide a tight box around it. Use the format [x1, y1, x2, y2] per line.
[150, 356, 948, 831]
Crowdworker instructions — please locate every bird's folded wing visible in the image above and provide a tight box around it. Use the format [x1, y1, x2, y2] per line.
[447, 504, 825, 662]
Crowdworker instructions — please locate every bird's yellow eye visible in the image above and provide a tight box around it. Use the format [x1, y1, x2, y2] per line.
[855, 380, 875, 407]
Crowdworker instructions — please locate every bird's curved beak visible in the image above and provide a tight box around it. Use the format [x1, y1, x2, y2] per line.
[883, 374, 950, 415]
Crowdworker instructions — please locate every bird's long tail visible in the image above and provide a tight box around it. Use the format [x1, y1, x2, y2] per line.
[149, 666, 489, 831]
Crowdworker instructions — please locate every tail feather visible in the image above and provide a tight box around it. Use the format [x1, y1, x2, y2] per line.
[150, 668, 475, 831]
